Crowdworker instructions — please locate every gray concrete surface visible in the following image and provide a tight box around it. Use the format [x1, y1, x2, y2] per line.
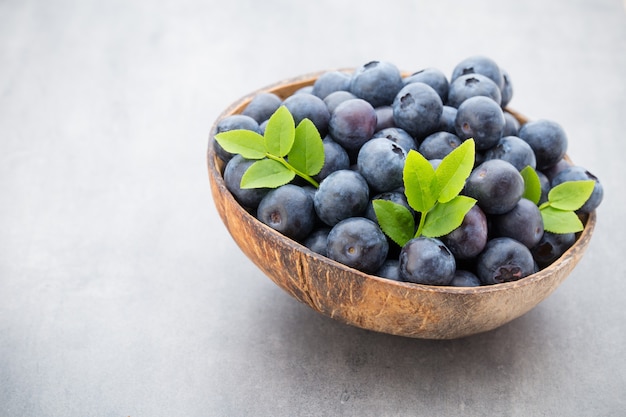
[1, 0, 625, 416]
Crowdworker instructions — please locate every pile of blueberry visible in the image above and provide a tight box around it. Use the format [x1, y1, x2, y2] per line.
[213, 56, 603, 287]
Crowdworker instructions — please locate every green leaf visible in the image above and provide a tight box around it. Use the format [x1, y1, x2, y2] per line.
[403, 150, 436, 213]
[435, 139, 475, 203]
[264, 105, 295, 157]
[214, 129, 266, 160]
[548, 180, 595, 211]
[372, 200, 416, 247]
[541, 206, 585, 234]
[521, 165, 542, 205]
[421, 195, 476, 238]
[240, 158, 295, 189]
[288, 118, 325, 176]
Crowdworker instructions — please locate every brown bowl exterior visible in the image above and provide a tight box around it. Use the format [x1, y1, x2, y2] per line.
[206, 71, 596, 339]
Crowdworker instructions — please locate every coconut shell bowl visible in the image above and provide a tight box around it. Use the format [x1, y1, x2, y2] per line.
[206, 71, 596, 340]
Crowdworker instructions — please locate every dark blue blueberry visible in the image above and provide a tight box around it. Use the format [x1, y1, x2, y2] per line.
[518, 119, 568, 170]
[372, 127, 417, 152]
[223, 154, 269, 209]
[476, 237, 536, 285]
[500, 69, 513, 108]
[303, 227, 331, 256]
[323, 90, 357, 113]
[314, 169, 369, 226]
[451, 55, 505, 90]
[455, 96, 505, 151]
[312, 71, 351, 99]
[349, 61, 404, 107]
[403, 67, 449, 103]
[447, 73, 502, 108]
[537, 169, 550, 205]
[242, 92, 282, 124]
[483, 135, 537, 171]
[375, 106, 395, 130]
[328, 98, 377, 151]
[438, 105, 458, 134]
[375, 259, 403, 281]
[315, 137, 351, 181]
[214, 114, 260, 162]
[257, 184, 315, 241]
[392, 82, 443, 140]
[418, 131, 462, 160]
[541, 158, 572, 183]
[441, 204, 488, 260]
[326, 217, 389, 274]
[450, 270, 481, 287]
[282, 93, 331, 136]
[502, 111, 521, 137]
[357, 138, 406, 193]
[492, 198, 544, 248]
[464, 159, 525, 214]
[399, 237, 456, 286]
[531, 231, 577, 269]
[364, 190, 413, 222]
[551, 166, 604, 213]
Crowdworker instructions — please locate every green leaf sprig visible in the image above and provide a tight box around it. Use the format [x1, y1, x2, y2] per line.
[521, 166, 594, 234]
[214, 106, 325, 188]
[373, 139, 477, 247]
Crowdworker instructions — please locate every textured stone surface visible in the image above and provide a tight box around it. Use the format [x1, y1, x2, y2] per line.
[1, 0, 625, 415]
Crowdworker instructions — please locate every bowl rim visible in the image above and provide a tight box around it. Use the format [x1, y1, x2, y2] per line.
[206, 69, 596, 297]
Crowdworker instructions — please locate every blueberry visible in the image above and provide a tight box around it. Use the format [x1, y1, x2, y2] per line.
[223, 155, 270, 209]
[437, 105, 458, 134]
[312, 71, 351, 99]
[392, 82, 443, 140]
[451, 55, 505, 90]
[447, 73, 502, 108]
[357, 138, 406, 193]
[326, 217, 389, 274]
[502, 111, 521, 137]
[464, 159, 525, 214]
[328, 98, 377, 151]
[537, 169, 550, 205]
[364, 191, 414, 224]
[518, 119, 568, 170]
[375, 106, 395, 130]
[257, 184, 315, 241]
[375, 259, 403, 281]
[323, 90, 358, 113]
[531, 231, 577, 268]
[441, 204, 488, 260]
[282, 93, 331, 136]
[483, 135, 537, 171]
[403, 67, 449, 103]
[399, 237, 456, 286]
[242, 92, 282, 123]
[315, 137, 350, 181]
[541, 158, 572, 182]
[214, 114, 260, 162]
[500, 69, 514, 108]
[303, 227, 331, 256]
[492, 198, 544, 248]
[314, 169, 369, 226]
[418, 131, 462, 160]
[372, 127, 417, 153]
[450, 270, 481, 287]
[349, 61, 404, 107]
[551, 165, 604, 213]
[476, 237, 536, 285]
[455, 96, 505, 151]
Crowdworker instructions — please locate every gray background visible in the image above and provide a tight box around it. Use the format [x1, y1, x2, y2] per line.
[1, 0, 625, 416]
